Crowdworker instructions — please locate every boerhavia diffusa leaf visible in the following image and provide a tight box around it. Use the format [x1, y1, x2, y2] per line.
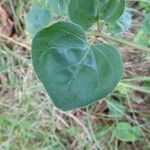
[32, 21, 123, 111]
[25, 7, 52, 36]
[68, 0, 125, 30]
[68, 0, 97, 30]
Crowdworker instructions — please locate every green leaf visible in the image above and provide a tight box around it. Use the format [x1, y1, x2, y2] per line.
[68, 0, 125, 30]
[116, 84, 129, 94]
[108, 11, 132, 35]
[108, 100, 125, 120]
[113, 122, 142, 142]
[68, 0, 97, 30]
[142, 13, 150, 34]
[32, 21, 123, 111]
[99, 0, 125, 23]
[48, 0, 69, 15]
[97, 0, 106, 11]
[25, 7, 52, 36]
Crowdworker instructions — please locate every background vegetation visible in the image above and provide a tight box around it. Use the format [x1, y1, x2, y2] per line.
[0, 0, 150, 149]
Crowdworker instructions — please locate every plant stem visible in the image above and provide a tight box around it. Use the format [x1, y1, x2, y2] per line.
[88, 32, 150, 52]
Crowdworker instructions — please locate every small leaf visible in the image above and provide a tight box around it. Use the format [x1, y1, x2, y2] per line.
[68, 0, 97, 30]
[113, 122, 142, 142]
[99, 0, 125, 23]
[108, 100, 125, 120]
[108, 11, 132, 35]
[25, 7, 52, 36]
[142, 13, 150, 34]
[116, 84, 129, 94]
[32, 21, 123, 111]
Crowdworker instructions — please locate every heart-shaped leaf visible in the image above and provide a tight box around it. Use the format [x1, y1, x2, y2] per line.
[32, 21, 123, 111]
[68, 0, 97, 30]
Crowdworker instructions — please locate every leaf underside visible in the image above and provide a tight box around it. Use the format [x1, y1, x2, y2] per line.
[32, 21, 123, 111]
